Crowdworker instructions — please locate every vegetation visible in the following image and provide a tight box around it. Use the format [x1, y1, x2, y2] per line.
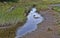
[0, 3, 26, 26]
[53, 6, 60, 12]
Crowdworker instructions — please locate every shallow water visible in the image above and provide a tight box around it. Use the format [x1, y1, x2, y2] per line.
[15, 7, 44, 38]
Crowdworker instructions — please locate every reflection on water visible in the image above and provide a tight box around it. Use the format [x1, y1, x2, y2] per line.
[15, 7, 44, 38]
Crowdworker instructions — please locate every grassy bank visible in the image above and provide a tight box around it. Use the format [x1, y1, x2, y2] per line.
[0, 2, 26, 25]
[0, 2, 26, 38]
[52, 6, 60, 12]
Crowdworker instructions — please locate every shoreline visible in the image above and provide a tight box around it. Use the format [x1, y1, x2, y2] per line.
[21, 10, 60, 38]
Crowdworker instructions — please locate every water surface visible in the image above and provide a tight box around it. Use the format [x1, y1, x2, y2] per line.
[15, 7, 44, 38]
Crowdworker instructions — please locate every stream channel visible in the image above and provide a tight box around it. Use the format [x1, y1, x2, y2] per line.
[15, 7, 44, 38]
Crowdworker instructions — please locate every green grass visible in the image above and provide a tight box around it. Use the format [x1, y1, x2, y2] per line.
[0, 2, 26, 38]
[53, 6, 60, 12]
[0, 3, 26, 25]
[41, 0, 60, 4]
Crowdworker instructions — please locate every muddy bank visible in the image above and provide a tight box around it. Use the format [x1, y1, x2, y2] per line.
[0, 19, 26, 29]
[21, 10, 60, 38]
[0, 20, 26, 38]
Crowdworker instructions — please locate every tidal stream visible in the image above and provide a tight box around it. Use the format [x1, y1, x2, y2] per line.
[15, 7, 44, 38]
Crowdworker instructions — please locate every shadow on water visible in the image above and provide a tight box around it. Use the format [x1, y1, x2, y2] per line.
[15, 7, 44, 38]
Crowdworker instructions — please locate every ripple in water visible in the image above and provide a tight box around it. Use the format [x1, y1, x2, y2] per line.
[15, 7, 44, 38]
